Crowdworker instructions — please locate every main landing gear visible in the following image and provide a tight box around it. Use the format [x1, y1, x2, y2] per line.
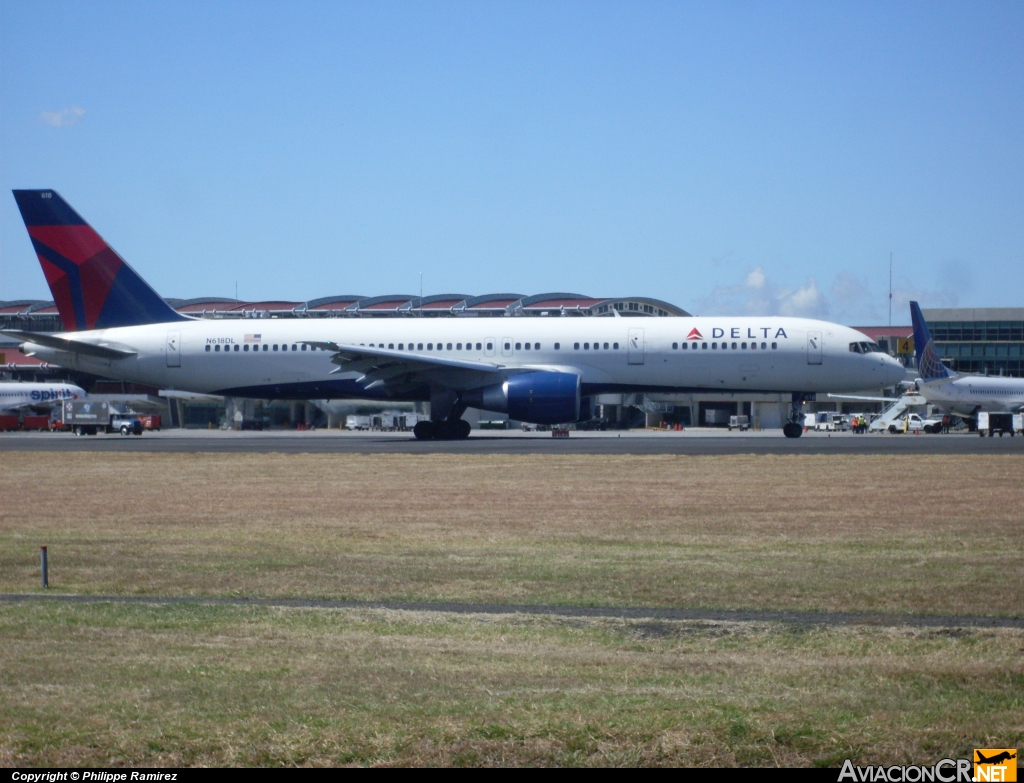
[783, 392, 814, 439]
[414, 419, 471, 441]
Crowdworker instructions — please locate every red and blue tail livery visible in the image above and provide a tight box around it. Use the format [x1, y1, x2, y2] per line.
[12, 189, 185, 331]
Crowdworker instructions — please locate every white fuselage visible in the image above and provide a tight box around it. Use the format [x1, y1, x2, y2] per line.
[0, 382, 85, 411]
[20, 316, 906, 401]
[918, 375, 1024, 416]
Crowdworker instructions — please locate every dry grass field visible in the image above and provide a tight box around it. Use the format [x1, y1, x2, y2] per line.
[1, 453, 1022, 766]
[1, 453, 1022, 613]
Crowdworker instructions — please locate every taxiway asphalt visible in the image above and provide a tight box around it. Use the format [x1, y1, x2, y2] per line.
[0, 429, 1020, 454]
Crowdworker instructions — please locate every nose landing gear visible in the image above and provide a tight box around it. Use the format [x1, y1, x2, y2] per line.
[783, 393, 814, 438]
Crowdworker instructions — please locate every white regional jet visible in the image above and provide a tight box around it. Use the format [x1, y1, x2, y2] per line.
[910, 301, 1024, 417]
[0, 381, 85, 412]
[3, 189, 905, 439]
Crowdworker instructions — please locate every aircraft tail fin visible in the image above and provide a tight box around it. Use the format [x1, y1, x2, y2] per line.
[12, 189, 186, 332]
[910, 301, 952, 381]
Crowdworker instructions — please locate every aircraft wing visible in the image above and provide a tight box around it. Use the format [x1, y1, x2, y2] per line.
[1, 330, 137, 360]
[826, 393, 893, 402]
[303, 341, 505, 390]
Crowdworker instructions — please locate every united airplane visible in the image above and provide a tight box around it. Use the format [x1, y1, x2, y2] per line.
[0, 381, 85, 412]
[4, 189, 905, 439]
[910, 301, 1024, 417]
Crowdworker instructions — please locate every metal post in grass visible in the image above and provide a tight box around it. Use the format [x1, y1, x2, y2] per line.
[40, 546, 48, 589]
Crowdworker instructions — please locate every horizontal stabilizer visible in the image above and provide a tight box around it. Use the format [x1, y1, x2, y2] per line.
[1, 329, 136, 360]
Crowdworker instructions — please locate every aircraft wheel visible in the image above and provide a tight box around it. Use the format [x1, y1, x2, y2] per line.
[413, 421, 435, 440]
[783, 422, 803, 439]
[455, 420, 471, 440]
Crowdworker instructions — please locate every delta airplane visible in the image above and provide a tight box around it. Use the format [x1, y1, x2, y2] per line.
[3, 189, 905, 439]
[910, 301, 1024, 417]
[0, 381, 85, 412]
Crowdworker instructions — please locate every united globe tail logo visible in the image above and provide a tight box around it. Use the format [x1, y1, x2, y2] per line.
[975, 749, 1017, 782]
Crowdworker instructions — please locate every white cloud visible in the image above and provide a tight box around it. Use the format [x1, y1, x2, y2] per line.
[697, 265, 829, 320]
[696, 265, 967, 324]
[39, 106, 85, 127]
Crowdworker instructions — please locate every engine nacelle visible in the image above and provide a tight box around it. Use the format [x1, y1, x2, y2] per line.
[462, 371, 580, 425]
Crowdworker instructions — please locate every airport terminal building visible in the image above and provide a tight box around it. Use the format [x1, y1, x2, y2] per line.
[2, 294, 1020, 429]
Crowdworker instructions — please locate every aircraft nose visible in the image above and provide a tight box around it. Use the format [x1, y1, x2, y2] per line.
[882, 355, 906, 386]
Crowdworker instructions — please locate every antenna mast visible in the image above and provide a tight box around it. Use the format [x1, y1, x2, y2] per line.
[888, 252, 892, 327]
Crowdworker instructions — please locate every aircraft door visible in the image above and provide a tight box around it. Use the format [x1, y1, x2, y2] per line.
[501, 337, 513, 358]
[166, 330, 181, 368]
[628, 328, 644, 365]
[807, 331, 822, 365]
[484, 337, 496, 358]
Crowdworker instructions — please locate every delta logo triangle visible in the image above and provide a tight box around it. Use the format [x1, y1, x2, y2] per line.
[687, 328, 703, 340]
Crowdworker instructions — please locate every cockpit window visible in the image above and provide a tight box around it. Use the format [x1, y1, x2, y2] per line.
[850, 341, 883, 354]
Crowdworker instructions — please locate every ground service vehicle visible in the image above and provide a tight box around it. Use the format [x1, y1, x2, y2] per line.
[63, 401, 144, 436]
[728, 415, 750, 431]
[976, 412, 1021, 437]
[888, 413, 943, 434]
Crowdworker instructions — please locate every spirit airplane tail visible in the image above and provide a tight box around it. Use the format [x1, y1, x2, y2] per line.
[12, 189, 185, 332]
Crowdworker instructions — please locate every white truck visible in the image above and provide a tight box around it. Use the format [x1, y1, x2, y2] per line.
[811, 412, 850, 432]
[344, 415, 371, 431]
[888, 413, 944, 434]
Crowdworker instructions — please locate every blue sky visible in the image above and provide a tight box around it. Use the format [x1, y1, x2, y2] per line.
[2, 1, 1021, 324]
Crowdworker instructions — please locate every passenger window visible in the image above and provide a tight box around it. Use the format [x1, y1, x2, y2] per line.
[273, 345, 278, 351]
[760, 342, 766, 349]
[712, 343, 717, 349]
[486, 342, 492, 350]
[602, 343, 607, 349]
[613, 343, 619, 349]
[205, 345, 211, 352]
[554, 343, 560, 350]
[244, 344, 249, 352]
[292, 345, 297, 351]
[584, 343, 590, 350]
[672, 343, 678, 350]
[505, 342, 511, 350]
[772, 342, 777, 349]
[263, 344, 268, 351]
[398, 343, 404, 350]
[447, 343, 452, 350]
[301, 344, 307, 351]
[428, 343, 433, 350]
[418, 343, 423, 350]
[457, 343, 462, 350]
[389, 343, 394, 349]
[732, 342, 737, 349]
[681, 342, 688, 350]
[574, 343, 580, 350]
[476, 343, 482, 350]
[702, 343, 708, 349]
[215, 345, 221, 352]
[535, 343, 540, 350]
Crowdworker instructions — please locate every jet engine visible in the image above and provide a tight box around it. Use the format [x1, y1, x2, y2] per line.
[462, 371, 580, 424]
